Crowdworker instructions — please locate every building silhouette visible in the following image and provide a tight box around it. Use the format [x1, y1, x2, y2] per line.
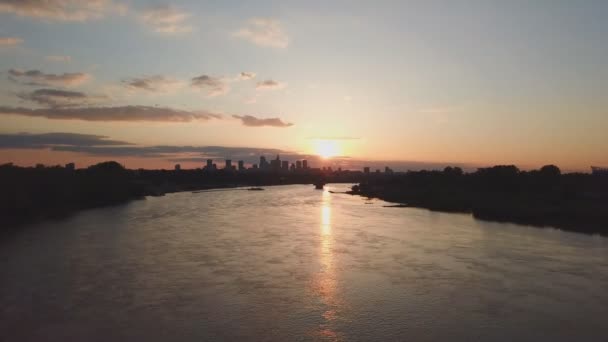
[260, 156, 269, 170]
[238, 160, 245, 171]
[302, 160, 308, 169]
[270, 155, 281, 171]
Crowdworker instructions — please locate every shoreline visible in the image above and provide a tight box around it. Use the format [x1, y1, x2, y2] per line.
[348, 190, 608, 236]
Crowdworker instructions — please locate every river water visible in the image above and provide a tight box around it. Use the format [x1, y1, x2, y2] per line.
[1, 184, 607, 341]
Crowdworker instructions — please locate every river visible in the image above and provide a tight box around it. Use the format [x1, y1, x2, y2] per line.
[1, 184, 607, 341]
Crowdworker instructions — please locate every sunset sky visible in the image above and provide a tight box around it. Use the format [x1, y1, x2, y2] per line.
[1, 1, 607, 171]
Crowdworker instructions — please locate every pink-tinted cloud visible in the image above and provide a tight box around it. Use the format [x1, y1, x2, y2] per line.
[232, 114, 293, 127]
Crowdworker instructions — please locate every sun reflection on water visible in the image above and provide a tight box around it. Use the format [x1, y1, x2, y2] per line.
[313, 189, 340, 340]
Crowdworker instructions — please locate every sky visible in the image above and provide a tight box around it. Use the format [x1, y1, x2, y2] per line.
[1, 0, 607, 171]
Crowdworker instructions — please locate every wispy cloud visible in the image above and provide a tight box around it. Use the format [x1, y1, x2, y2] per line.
[0, 132, 131, 149]
[139, 5, 192, 34]
[0, 37, 23, 46]
[232, 115, 293, 127]
[16, 88, 107, 108]
[0, 132, 473, 171]
[45, 55, 71, 62]
[0, 0, 127, 22]
[8, 69, 90, 87]
[418, 106, 459, 125]
[0, 134, 294, 160]
[239, 71, 256, 80]
[191, 74, 229, 97]
[123, 75, 183, 92]
[234, 18, 289, 48]
[308, 136, 361, 140]
[255, 79, 286, 90]
[0, 105, 222, 122]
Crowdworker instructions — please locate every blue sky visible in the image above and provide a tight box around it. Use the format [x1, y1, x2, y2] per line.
[1, 0, 607, 170]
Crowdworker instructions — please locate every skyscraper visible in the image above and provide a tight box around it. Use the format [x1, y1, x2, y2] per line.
[260, 156, 268, 170]
[281, 160, 289, 170]
[206, 159, 213, 169]
[296, 160, 302, 169]
[302, 160, 308, 169]
[225, 159, 232, 170]
[238, 160, 245, 171]
[270, 155, 281, 171]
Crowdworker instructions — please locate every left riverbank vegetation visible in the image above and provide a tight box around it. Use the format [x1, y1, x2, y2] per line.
[0, 161, 360, 228]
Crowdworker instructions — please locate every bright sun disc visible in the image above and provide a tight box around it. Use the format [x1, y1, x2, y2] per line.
[314, 140, 340, 158]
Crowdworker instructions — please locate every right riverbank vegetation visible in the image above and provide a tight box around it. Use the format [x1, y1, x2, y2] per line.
[1, 162, 606, 236]
[349, 165, 608, 235]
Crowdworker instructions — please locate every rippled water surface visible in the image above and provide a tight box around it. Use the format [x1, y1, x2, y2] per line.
[2, 184, 608, 341]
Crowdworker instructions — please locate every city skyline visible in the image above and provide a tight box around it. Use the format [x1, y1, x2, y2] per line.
[1, 1, 608, 171]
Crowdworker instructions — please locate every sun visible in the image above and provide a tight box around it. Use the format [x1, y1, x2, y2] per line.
[314, 139, 341, 159]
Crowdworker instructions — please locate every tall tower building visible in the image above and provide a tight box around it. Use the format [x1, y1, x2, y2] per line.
[238, 160, 245, 171]
[270, 155, 281, 171]
[225, 159, 232, 170]
[260, 156, 268, 169]
[302, 160, 308, 169]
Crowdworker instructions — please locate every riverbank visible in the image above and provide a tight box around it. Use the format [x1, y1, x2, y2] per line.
[1, 161, 355, 232]
[348, 166, 608, 236]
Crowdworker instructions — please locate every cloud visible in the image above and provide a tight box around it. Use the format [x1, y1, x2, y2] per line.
[191, 74, 229, 96]
[46, 143, 341, 168]
[255, 79, 286, 90]
[232, 115, 293, 127]
[0, 37, 23, 46]
[308, 136, 361, 140]
[139, 5, 192, 34]
[16, 88, 107, 107]
[52, 144, 290, 158]
[45, 55, 71, 62]
[0, 131, 475, 171]
[123, 75, 183, 92]
[8, 69, 90, 87]
[234, 18, 289, 48]
[0, 0, 127, 22]
[418, 106, 459, 125]
[0, 105, 222, 122]
[0, 132, 131, 149]
[239, 71, 256, 80]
